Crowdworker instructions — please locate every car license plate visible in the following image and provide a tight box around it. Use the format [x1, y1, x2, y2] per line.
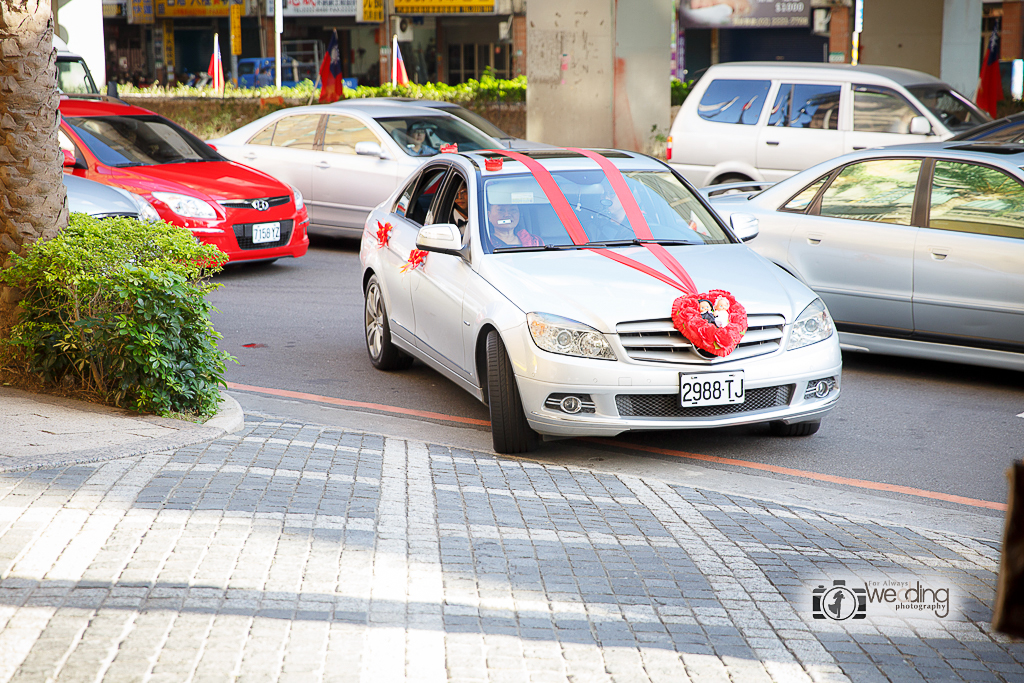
[252, 222, 280, 244]
[680, 371, 745, 407]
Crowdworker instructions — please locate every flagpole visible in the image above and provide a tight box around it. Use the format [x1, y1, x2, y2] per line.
[391, 34, 398, 87]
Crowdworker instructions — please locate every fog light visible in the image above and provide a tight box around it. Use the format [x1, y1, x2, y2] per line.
[804, 377, 836, 400]
[560, 396, 582, 414]
[813, 381, 830, 398]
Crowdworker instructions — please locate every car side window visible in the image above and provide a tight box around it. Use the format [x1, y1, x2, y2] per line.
[393, 177, 418, 217]
[430, 172, 470, 237]
[929, 161, 1024, 239]
[270, 114, 322, 149]
[817, 159, 921, 225]
[768, 84, 841, 130]
[853, 85, 922, 134]
[323, 114, 381, 155]
[781, 174, 829, 213]
[696, 79, 771, 125]
[249, 122, 276, 146]
[406, 168, 448, 226]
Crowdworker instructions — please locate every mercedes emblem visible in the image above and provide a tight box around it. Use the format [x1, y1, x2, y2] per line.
[251, 199, 270, 211]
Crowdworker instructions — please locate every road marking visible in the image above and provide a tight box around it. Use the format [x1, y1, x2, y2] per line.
[1018, 412, 1024, 419]
[585, 438, 1007, 512]
[225, 382, 491, 426]
[225, 381, 1006, 512]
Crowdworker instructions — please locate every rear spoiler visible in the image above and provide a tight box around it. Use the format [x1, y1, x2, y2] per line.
[700, 181, 775, 198]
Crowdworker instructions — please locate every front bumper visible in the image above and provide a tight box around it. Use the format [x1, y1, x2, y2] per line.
[159, 209, 310, 263]
[504, 323, 842, 437]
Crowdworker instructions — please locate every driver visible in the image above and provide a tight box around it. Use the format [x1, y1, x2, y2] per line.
[488, 202, 542, 248]
[405, 121, 437, 156]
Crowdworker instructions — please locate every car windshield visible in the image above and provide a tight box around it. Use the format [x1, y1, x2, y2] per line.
[376, 115, 497, 157]
[906, 85, 992, 131]
[56, 58, 98, 94]
[482, 170, 731, 254]
[443, 107, 511, 139]
[64, 115, 221, 167]
[959, 119, 1024, 143]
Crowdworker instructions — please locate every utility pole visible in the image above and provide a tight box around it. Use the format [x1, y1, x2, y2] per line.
[275, 0, 284, 87]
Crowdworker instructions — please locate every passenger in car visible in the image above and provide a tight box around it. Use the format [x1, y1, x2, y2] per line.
[487, 202, 543, 248]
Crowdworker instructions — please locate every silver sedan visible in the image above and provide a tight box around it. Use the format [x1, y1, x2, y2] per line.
[208, 102, 500, 238]
[360, 149, 842, 454]
[707, 142, 1024, 371]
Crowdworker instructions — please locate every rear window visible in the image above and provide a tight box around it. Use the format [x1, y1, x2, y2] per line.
[697, 79, 771, 126]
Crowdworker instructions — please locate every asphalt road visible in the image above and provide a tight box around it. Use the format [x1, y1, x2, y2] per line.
[209, 236, 1024, 511]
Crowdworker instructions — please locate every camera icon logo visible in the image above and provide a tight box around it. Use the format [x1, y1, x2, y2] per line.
[813, 580, 867, 620]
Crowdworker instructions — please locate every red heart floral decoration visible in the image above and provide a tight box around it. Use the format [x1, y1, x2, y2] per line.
[671, 289, 748, 357]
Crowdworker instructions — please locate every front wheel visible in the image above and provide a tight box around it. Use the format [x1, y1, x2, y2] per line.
[364, 275, 413, 371]
[769, 420, 821, 437]
[486, 331, 538, 454]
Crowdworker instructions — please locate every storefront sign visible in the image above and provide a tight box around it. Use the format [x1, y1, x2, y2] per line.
[127, 0, 154, 24]
[156, 0, 232, 18]
[163, 20, 175, 69]
[267, 0, 356, 16]
[356, 0, 382, 21]
[393, 0, 494, 14]
[679, 0, 809, 29]
[230, 3, 243, 54]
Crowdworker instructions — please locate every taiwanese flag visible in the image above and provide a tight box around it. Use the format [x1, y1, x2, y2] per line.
[318, 29, 344, 103]
[392, 34, 409, 86]
[976, 19, 1003, 118]
[208, 33, 224, 94]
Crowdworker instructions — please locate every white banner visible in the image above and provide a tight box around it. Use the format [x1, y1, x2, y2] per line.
[267, 0, 356, 16]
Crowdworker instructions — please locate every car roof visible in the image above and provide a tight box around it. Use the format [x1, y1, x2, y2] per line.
[703, 61, 947, 87]
[338, 97, 456, 109]
[950, 111, 1024, 140]
[458, 148, 667, 175]
[59, 97, 157, 117]
[873, 140, 1024, 162]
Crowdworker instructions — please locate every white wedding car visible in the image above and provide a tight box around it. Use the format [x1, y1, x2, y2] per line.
[359, 149, 842, 453]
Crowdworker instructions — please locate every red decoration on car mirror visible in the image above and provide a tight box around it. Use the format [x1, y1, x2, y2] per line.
[485, 158, 503, 171]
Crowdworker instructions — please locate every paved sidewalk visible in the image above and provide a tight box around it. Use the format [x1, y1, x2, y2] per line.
[0, 416, 1020, 683]
[0, 387, 243, 472]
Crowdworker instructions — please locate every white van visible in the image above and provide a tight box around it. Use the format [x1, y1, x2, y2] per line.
[668, 62, 991, 187]
[54, 36, 99, 95]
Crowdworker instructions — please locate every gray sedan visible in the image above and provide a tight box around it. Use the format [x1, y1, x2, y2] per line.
[207, 102, 500, 239]
[707, 142, 1024, 371]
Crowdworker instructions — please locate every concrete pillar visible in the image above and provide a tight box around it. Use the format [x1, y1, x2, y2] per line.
[526, 0, 670, 153]
[940, 0, 982, 97]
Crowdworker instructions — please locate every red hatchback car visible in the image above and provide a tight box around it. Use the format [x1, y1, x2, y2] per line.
[59, 98, 309, 264]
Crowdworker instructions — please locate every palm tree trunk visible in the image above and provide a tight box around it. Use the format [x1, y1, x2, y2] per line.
[0, 0, 68, 332]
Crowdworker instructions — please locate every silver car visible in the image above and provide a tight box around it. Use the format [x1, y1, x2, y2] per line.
[208, 102, 500, 238]
[359, 149, 842, 454]
[64, 173, 159, 220]
[708, 142, 1024, 371]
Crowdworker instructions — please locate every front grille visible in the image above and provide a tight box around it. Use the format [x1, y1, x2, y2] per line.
[616, 313, 786, 364]
[232, 219, 294, 250]
[219, 196, 291, 211]
[615, 385, 794, 418]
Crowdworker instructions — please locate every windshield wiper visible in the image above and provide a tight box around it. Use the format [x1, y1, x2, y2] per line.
[584, 238, 701, 248]
[157, 158, 215, 164]
[493, 244, 580, 253]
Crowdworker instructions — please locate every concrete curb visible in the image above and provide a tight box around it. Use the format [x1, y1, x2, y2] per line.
[0, 388, 242, 473]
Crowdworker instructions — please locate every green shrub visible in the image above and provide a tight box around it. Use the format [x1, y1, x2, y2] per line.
[671, 78, 694, 107]
[1, 214, 232, 417]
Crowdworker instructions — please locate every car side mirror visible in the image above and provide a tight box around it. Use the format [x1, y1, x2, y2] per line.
[62, 149, 76, 167]
[909, 116, 932, 135]
[355, 141, 389, 159]
[730, 213, 759, 242]
[416, 223, 464, 257]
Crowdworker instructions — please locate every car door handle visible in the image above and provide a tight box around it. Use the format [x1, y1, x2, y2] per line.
[243, 153, 257, 160]
[316, 161, 330, 169]
[930, 248, 949, 260]
[852, 146, 867, 150]
[766, 141, 780, 146]
[806, 233, 823, 245]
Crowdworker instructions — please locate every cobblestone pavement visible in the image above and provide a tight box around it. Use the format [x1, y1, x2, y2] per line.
[0, 417, 1021, 683]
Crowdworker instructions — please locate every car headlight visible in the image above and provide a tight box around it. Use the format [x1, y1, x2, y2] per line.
[127, 191, 161, 222]
[527, 312, 617, 360]
[151, 191, 218, 219]
[289, 184, 304, 211]
[787, 299, 834, 351]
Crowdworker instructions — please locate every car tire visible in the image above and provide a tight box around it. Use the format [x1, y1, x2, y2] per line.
[364, 275, 413, 371]
[486, 330, 538, 454]
[769, 420, 821, 437]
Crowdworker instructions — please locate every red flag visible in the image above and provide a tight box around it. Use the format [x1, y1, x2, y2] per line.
[976, 20, 1003, 118]
[318, 30, 343, 103]
[392, 35, 409, 87]
[208, 33, 224, 94]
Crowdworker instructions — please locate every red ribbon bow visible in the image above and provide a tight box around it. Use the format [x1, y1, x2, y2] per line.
[401, 249, 427, 272]
[376, 221, 392, 249]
